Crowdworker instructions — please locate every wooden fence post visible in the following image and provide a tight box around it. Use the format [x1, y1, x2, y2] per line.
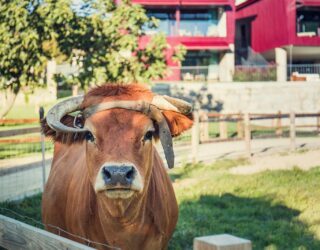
[237, 112, 244, 139]
[290, 111, 296, 151]
[219, 115, 228, 139]
[199, 111, 209, 143]
[39, 107, 46, 191]
[276, 111, 283, 137]
[244, 113, 251, 158]
[194, 234, 252, 250]
[192, 105, 200, 164]
[317, 111, 320, 134]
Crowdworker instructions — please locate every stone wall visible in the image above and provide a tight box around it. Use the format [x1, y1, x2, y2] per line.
[172, 81, 320, 113]
[169, 81, 320, 127]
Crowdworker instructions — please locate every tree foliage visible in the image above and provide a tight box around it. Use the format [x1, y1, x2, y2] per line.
[0, 0, 76, 93]
[59, 0, 185, 87]
[0, 0, 185, 117]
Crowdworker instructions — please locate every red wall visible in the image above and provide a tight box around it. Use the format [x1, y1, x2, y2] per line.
[134, 0, 236, 80]
[236, 0, 293, 52]
[133, 0, 231, 6]
[236, 0, 320, 53]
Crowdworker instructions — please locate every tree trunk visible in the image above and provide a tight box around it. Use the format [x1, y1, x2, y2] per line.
[72, 85, 79, 96]
[0, 88, 18, 119]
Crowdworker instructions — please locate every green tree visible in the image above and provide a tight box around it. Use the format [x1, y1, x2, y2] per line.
[59, 0, 185, 89]
[0, 0, 185, 118]
[0, 0, 76, 118]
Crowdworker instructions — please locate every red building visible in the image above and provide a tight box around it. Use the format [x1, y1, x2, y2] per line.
[133, 0, 236, 82]
[236, 0, 320, 80]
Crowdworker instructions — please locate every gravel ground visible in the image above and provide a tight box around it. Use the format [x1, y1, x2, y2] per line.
[230, 148, 320, 175]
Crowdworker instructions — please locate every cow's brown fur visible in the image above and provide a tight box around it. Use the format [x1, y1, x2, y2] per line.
[42, 84, 193, 250]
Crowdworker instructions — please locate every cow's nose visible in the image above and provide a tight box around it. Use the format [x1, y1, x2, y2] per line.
[102, 166, 135, 186]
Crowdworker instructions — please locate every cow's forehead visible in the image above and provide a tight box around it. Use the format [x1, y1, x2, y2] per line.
[86, 109, 153, 131]
[81, 84, 154, 109]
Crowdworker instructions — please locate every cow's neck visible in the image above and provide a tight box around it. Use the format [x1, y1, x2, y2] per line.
[97, 190, 149, 224]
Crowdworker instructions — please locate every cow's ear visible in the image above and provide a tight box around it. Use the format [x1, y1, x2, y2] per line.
[162, 111, 193, 137]
[41, 115, 86, 144]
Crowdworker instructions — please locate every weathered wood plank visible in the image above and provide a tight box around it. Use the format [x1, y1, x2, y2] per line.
[290, 111, 296, 151]
[192, 109, 200, 164]
[194, 234, 252, 250]
[244, 113, 251, 158]
[0, 127, 40, 138]
[0, 215, 94, 250]
[0, 119, 38, 125]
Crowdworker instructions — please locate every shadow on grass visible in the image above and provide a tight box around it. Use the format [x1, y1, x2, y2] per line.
[0, 193, 43, 228]
[169, 193, 320, 250]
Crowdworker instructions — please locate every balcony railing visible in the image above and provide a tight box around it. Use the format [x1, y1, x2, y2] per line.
[168, 66, 220, 82]
[233, 65, 277, 82]
[288, 64, 320, 81]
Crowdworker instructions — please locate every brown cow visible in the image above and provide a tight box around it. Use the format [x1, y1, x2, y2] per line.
[42, 84, 193, 250]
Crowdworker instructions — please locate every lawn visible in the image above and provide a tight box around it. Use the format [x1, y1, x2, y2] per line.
[3, 97, 68, 120]
[1, 159, 320, 249]
[0, 141, 53, 159]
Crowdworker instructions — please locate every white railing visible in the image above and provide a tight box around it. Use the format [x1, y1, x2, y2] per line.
[288, 64, 320, 82]
[168, 66, 219, 82]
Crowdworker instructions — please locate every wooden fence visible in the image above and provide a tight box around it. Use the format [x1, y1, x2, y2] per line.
[192, 111, 320, 162]
[0, 215, 94, 250]
[0, 112, 319, 249]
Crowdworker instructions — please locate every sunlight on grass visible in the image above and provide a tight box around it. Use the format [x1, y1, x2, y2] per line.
[169, 160, 320, 249]
[1, 159, 320, 249]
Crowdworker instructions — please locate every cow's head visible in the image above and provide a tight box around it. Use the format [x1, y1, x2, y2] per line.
[43, 84, 192, 210]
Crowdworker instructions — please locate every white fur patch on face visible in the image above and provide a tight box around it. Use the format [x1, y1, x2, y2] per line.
[94, 162, 143, 199]
[104, 190, 135, 199]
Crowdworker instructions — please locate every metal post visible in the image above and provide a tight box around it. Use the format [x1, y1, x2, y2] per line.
[39, 107, 46, 190]
[290, 111, 296, 151]
[244, 113, 251, 158]
[192, 102, 200, 164]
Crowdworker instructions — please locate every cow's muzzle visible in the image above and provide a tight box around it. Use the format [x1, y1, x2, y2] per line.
[102, 165, 135, 187]
[94, 163, 143, 199]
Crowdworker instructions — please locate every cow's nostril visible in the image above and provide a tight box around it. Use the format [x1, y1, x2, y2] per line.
[125, 168, 134, 182]
[103, 167, 112, 180]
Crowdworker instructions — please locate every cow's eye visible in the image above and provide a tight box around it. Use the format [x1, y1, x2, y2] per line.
[85, 131, 95, 143]
[144, 131, 153, 141]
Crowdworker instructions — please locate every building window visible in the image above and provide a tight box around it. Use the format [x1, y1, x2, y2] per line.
[182, 50, 218, 66]
[181, 50, 219, 81]
[297, 7, 320, 36]
[179, 9, 219, 37]
[145, 10, 176, 36]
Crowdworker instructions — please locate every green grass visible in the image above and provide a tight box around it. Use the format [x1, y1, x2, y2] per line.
[0, 194, 43, 228]
[169, 160, 320, 250]
[1, 159, 320, 249]
[0, 141, 53, 159]
[4, 97, 69, 119]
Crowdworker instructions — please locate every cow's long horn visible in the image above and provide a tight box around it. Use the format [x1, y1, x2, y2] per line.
[149, 106, 174, 169]
[163, 95, 192, 114]
[152, 95, 192, 114]
[46, 95, 87, 133]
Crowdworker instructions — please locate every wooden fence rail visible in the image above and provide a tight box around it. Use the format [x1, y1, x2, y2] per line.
[0, 215, 94, 250]
[0, 118, 38, 126]
[193, 111, 320, 161]
[0, 127, 40, 138]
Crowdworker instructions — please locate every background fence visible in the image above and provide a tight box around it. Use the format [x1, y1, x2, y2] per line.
[0, 116, 53, 202]
[1, 110, 320, 249]
[1, 110, 320, 202]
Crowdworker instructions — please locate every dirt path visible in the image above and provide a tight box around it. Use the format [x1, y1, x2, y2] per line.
[230, 149, 320, 175]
